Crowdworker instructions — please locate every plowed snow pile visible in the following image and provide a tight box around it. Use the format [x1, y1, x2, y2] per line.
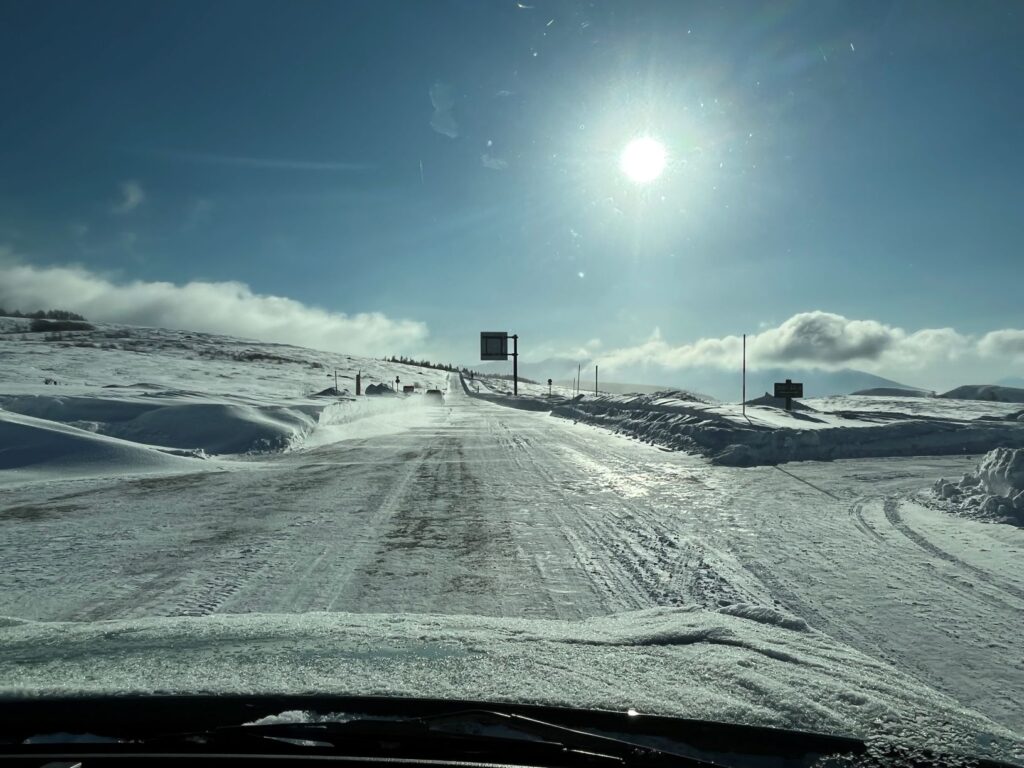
[933, 447, 1024, 525]
[543, 390, 1024, 467]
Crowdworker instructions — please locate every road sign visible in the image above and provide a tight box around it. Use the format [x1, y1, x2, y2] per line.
[773, 379, 803, 398]
[774, 379, 803, 412]
[480, 332, 509, 361]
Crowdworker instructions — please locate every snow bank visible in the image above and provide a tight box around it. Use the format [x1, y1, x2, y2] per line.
[0, 608, 1018, 761]
[0, 410, 201, 483]
[0, 394, 320, 455]
[933, 447, 1024, 525]
[548, 391, 1024, 467]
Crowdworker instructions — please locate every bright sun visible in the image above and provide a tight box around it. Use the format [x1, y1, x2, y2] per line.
[620, 137, 667, 183]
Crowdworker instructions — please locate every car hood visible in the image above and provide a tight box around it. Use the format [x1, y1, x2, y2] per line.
[1, 606, 1019, 763]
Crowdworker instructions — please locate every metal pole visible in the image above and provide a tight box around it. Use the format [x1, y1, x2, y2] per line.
[742, 334, 746, 416]
[513, 334, 519, 396]
[335, 369, 338, 392]
[577, 363, 581, 396]
[595, 365, 598, 396]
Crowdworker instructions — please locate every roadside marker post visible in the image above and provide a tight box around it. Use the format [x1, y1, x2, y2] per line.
[742, 334, 746, 416]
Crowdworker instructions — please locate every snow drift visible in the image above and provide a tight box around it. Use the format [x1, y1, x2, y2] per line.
[933, 447, 1024, 525]
[0, 410, 201, 482]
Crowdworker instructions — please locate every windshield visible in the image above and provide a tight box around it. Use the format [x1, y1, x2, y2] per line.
[1, 0, 1022, 764]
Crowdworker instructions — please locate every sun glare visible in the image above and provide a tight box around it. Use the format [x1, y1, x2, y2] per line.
[620, 137, 667, 183]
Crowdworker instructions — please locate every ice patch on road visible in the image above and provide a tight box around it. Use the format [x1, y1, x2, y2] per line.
[933, 447, 1024, 525]
[1, 608, 1018, 762]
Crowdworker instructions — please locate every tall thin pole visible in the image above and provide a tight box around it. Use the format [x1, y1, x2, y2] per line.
[577, 363, 581, 396]
[742, 334, 746, 416]
[512, 334, 519, 396]
[595, 365, 598, 396]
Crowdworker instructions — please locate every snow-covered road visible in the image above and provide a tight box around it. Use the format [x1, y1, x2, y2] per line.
[1, 375, 1022, 734]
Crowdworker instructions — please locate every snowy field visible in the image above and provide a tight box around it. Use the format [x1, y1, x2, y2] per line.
[1, 322, 1023, 762]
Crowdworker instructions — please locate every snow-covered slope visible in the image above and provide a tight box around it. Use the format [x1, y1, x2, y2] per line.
[0, 319, 449, 480]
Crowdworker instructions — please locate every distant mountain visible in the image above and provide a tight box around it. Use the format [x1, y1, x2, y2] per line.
[468, 357, 918, 402]
[939, 385, 1024, 403]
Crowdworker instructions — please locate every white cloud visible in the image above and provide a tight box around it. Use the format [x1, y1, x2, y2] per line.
[0, 262, 428, 356]
[980, 329, 1024, 361]
[750, 312, 895, 364]
[111, 180, 145, 214]
[590, 311, 1022, 377]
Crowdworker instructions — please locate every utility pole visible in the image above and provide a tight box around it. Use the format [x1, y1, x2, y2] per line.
[742, 334, 746, 416]
[512, 334, 519, 396]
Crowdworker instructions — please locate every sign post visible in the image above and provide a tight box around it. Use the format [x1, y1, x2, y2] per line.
[548, 378, 552, 395]
[480, 331, 519, 396]
[773, 379, 804, 411]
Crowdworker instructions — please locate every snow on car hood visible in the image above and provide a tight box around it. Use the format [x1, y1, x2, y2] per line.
[1, 606, 1018, 762]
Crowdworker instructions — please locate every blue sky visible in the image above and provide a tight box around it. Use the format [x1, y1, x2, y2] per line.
[1, 0, 1022, 386]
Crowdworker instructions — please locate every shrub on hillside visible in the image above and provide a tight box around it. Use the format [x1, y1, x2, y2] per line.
[29, 319, 95, 332]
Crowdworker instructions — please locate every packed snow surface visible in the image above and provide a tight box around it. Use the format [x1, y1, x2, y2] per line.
[934, 447, 1024, 525]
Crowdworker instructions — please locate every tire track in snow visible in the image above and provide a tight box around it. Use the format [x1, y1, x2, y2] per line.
[500, 417, 746, 612]
[882, 498, 1024, 605]
[848, 500, 886, 544]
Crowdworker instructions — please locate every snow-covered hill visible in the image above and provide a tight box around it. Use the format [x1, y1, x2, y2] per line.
[0, 319, 449, 481]
[940, 384, 1024, 403]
